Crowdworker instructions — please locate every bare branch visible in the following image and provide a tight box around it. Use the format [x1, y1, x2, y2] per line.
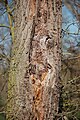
[0, 24, 10, 28]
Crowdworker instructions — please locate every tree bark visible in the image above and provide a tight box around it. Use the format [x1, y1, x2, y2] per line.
[7, 0, 62, 120]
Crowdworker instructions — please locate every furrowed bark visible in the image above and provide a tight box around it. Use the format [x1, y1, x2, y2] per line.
[7, 0, 62, 120]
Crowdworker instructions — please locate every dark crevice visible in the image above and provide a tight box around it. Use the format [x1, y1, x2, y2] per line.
[28, 16, 36, 64]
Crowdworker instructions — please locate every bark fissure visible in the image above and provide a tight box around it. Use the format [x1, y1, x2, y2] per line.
[29, 16, 36, 64]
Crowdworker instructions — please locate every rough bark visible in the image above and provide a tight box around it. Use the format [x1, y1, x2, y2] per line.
[7, 0, 62, 120]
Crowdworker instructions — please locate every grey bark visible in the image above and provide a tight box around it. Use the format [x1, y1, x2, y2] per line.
[7, 0, 62, 120]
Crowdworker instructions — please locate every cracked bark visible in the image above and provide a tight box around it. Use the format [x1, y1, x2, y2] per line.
[7, 0, 62, 120]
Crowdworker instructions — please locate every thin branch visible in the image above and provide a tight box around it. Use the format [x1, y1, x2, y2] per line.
[0, 53, 10, 62]
[0, 24, 10, 28]
[0, 111, 6, 114]
[62, 54, 80, 60]
[68, 76, 80, 84]
[0, 79, 7, 95]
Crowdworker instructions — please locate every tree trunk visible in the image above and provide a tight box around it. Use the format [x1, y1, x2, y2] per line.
[7, 0, 62, 120]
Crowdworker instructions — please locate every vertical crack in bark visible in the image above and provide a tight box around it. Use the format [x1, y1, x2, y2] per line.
[29, 16, 36, 64]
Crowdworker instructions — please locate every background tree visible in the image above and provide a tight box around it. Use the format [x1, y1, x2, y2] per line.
[61, 0, 80, 119]
[0, 0, 14, 119]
